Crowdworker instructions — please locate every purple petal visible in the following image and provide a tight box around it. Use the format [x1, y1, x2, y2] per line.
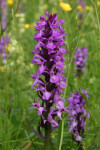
[43, 91, 51, 100]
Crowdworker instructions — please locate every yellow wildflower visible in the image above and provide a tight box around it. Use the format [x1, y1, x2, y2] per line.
[52, 135, 55, 139]
[97, 1, 100, 6]
[5, 44, 11, 51]
[85, 6, 91, 10]
[24, 24, 30, 29]
[7, 0, 13, 5]
[59, 2, 72, 12]
[0, 66, 4, 72]
[15, 13, 20, 17]
[77, 5, 83, 12]
[44, 4, 48, 9]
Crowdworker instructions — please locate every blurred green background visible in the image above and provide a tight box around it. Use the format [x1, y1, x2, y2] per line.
[0, 0, 100, 149]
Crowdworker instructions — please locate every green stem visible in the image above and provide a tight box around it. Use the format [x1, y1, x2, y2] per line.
[57, 119, 64, 150]
[78, 141, 83, 150]
[57, 63, 72, 150]
[44, 125, 51, 150]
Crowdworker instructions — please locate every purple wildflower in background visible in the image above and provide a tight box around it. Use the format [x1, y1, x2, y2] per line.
[74, 47, 88, 76]
[0, 0, 10, 63]
[29, 11, 67, 144]
[1, 0, 8, 30]
[67, 90, 89, 144]
[0, 36, 9, 63]
[77, 0, 85, 26]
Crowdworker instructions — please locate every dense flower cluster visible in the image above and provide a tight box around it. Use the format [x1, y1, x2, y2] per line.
[0, 0, 9, 63]
[31, 11, 67, 128]
[67, 89, 89, 141]
[74, 47, 88, 73]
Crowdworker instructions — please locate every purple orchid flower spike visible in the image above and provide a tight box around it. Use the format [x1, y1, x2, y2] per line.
[1, 0, 8, 30]
[0, 36, 10, 63]
[74, 47, 88, 76]
[67, 90, 89, 149]
[0, 0, 10, 63]
[28, 11, 67, 150]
